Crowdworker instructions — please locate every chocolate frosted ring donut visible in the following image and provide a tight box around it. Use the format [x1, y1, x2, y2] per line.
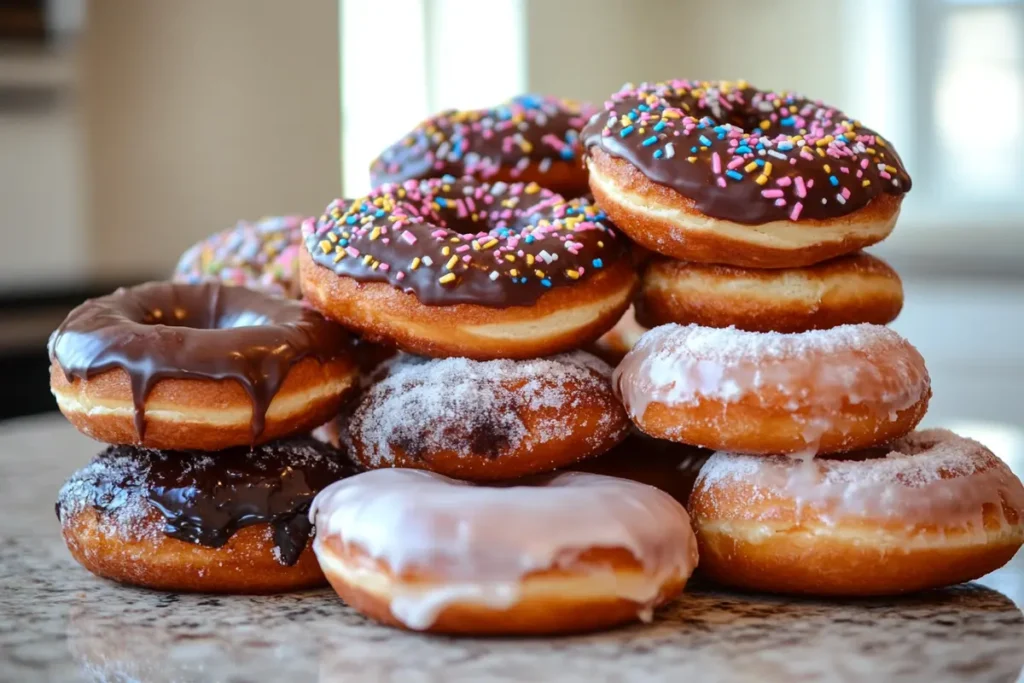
[57, 439, 358, 593]
[49, 281, 358, 451]
[300, 176, 636, 359]
[583, 80, 912, 267]
[370, 94, 596, 198]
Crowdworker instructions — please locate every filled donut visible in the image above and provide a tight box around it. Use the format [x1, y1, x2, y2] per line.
[614, 323, 930, 455]
[588, 305, 648, 366]
[343, 351, 629, 480]
[310, 469, 699, 634]
[172, 215, 309, 298]
[582, 80, 911, 268]
[636, 252, 903, 333]
[689, 430, 1024, 596]
[300, 176, 636, 359]
[370, 94, 596, 198]
[49, 281, 357, 451]
[56, 439, 358, 593]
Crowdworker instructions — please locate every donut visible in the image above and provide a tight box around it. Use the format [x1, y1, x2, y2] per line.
[636, 252, 903, 333]
[588, 305, 648, 366]
[370, 94, 597, 198]
[56, 439, 358, 593]
[570, 431, 710, 507]
[49, 281, 357, 451]
[310, 469, 698, 634]
[342, 351, 629, 481]
[172, 215, 308, 298]
[300, 176, 636, 360]
[689, 430, 1024, 596]
[614, 323, 930, 455]
[582, 80, 911, 268]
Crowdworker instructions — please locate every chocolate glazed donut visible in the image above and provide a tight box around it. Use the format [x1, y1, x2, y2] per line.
[49, 281, 358, 450]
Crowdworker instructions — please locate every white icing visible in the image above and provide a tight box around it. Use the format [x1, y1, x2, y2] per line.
[310, 469, 699, 629]
[695, 429, 1024, 531]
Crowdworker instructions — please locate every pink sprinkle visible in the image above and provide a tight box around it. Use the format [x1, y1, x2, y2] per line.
[345, 246, 360, 258]
[775, 176, 792, 187]
[790, 202, 803, 221]
[396, 271, 405, 281]
[431, 229, 447, 239]
[379, 263, 390, 272]
[401, 231, 417, 245]
[456, 244, 470, 253]
[761, 189, 784, 199]
[880, 171, 893, 180]
[861, 158, 870, 169]
[727, 157, 744, 170]
[712, 152, 722, 174]
[794, 177, 807, 198]
[462, 255, 472, 263]
[841, 187, 851, 199]
[717, 177, 727, 188]
[774, 198, 787, 207]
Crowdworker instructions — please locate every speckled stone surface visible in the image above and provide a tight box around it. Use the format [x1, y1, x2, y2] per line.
[2, 415, 1023, 683]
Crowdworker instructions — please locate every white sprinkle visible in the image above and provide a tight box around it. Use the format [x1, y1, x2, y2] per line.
[664, 143, 675, 159]
[422, 256, 433, 266]
[489, 271, 499, 280]
[836, 193, 847, 205]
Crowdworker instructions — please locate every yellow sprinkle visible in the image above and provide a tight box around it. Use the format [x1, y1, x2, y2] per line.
[327, 232, 339, 243]
[369, 226, 381, 241]
[878, 138, 887, 147]
[662, 110, 681, 119]
[565, 269, 580, 280]
[866, 147, 877, 155]
[445, 255, 458, 271]
[319, 240, 332, 254]
[759, 120, 771, 131]
[510, 268, 518, 277]
[362, 254, 373, 265]
[525, 182, 541, 194]
[411, 257, 421, 270]
[755, 174, 768, 186]
[534, 269, 545, 279]
[816, 148, 826, 157]
[442, 246, 450, 256]
[333, 250, 345, 263]
[687, 156, 697, 163]
[472, 240, 481, 251]
[449, 237, 460, 243]
[505, 254, 516, 262]
[471, 213, 479, 222]
[823, 164, 831, 174]
[481, 238, 499, 250]
[744, 162, 759, 173]
[885, 165, 897, 173]
[439, 273, 456, 284]
[526, 254, 535, 266]
[763, 161, 773, 176]
[370, 261, 379, 270]
[862, 180, 872, 187]
[598, 241, 604, 248]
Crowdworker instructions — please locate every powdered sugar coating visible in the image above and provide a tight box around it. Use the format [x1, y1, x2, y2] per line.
[345, 350, 626, 466]
[694, 429, 1024, 529]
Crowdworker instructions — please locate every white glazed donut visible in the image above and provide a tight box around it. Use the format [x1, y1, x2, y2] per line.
[310, 469, 699, 634]
[613, 323, 931, 455]
[689, 429, 1024, 596]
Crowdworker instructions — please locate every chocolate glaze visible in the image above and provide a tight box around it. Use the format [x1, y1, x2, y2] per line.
[48, 281, 349, 441]
[582, 80, 911, 224]
[370, 94, 596, 188]
[305, 177, 628, 308]
[56, 439, 359, 565]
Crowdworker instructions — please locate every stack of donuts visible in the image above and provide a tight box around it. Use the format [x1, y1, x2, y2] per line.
[47, 82, 1024, 636]
[586, 80, 1024, 596]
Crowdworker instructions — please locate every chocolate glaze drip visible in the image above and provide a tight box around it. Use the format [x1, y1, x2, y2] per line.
[370, 94, 596, 188]
[582, 80, 911, 224]
[56, 439, 359, 565]
[305, 177, 628, 308]
[48, 281, 349, 441]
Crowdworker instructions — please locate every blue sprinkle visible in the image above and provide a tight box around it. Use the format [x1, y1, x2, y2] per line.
[374, 209, 385, 218]
[697, 121, 707, 129]
[346, 215, 358, 224]
[642, 136, 658, 147]
[592, 258, 604, 268]
[339, 239, 349, 247]
[778, 141, 794, 151]
[699, 135, 712, 146]
[541, 279, 552, 287]
[436, 197, 447, 207]
[836, 134, 847, 143]
[628, 110, 638, 120]
[653, 121, 666, 132]
[653, 149, 664, 159]
[830, 175, 839, 186]
[755, 159, 765, 167]
[620, 125, 634, 137]
[756, 143, 765, 150]
[726, 170, 744, 181]
[560, 148, 574, 160]
[524, 235, 535, 243]
[780, 116, 796, 127]
[736, 145, 752, 155]
[638, 104, 650, 112]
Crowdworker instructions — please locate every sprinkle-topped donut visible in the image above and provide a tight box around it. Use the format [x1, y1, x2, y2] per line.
[371, 95, 597, 197]
[173, 216, 308, 298]
[303, 176, 628, 307]
[583, 80, 911, 224]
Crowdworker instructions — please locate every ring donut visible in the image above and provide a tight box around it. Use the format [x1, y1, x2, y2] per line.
[300, 176, 636, 360]
[689, 430, 1024, 596]
[49, 281, 357, 451]
[56, 439, 358, 593]
[342, 351, 629, 480]
[310, 469, 699, 634]
[614, 323, 930, 455]
[172, 215, 308, 298]
[636, 252, 903, 333]
[582, 80, 911, 268]
[370, 94, 596, 198]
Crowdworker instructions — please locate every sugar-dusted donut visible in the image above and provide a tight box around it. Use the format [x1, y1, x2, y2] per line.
[310, 469, 699, 634]
[636, 252, 903, 332]
[56, 439, 358, 593]
[343, 351, 629, 480]
[49, 281, 357, 451]
[300, 176, 636, 359]
[172, 215, 308, 298]
[689, 430, 1024, 596]
[614, 323, 930, 455]
[583, 80, 911, 267]
[370, 94, 597, 198]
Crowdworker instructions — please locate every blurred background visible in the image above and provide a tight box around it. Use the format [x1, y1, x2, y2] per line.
[0, 0, 1021, 433]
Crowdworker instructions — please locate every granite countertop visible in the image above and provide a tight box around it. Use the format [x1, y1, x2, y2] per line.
[2, 414, 1023, 683]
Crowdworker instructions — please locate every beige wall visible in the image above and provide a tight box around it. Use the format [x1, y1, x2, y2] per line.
[526, 0, 843, 107]
[82, 0, 340, 279]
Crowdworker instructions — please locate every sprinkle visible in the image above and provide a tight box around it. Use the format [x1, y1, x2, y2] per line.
[794, 176, 807, 198]
[620, 125, 634, 137]
[592, 258, 604, 268]
[790, 202, 803, 221]
[411, 257, 421, 270]
[664, 143, 675, 158]
[755, 174, 768, 186]
[439, 273, 456, 284]
[829, 175, 839, 186]
[445, 255, 458, 270]
[711, 152, 722, 174]
[699, 135, 712, 146]
[642, 135, 658, 147]
[726, 170, 743, 181]
[489, 271, 499, 281]
[401, 231, 416, 245]
[744, 162, 759, 173]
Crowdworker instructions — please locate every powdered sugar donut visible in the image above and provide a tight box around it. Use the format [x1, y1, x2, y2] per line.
[614, 323, 930, 455]
[343, 351, 630, 480]
[689, 430, 1024, 596]
[310, 469, 699, 634]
